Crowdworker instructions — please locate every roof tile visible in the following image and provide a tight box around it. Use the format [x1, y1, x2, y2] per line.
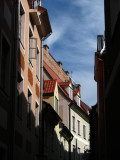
[43, 80, 57, 94]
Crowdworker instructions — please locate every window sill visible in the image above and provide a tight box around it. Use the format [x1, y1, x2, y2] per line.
[29, 60, 33, 68]
[19, 39, 25, 51]
[72, 129, 76, 133]
[36, 75, 40, 82]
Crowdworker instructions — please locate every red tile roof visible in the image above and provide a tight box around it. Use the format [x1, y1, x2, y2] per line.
[80, 100, 91, 114]
[43, 61, 62, 82]
[43, 61, 90, 115]
[73, 90, 79, 96]
[43, 80, 57, 94]
[58, 84, 70, 99]
[59, 81, 71, 88]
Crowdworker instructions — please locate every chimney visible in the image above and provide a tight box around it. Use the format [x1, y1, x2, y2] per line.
[65, 71, 69, 77]
[77, 85, 81, 97]
[97, 35, 104, 52]
[43, 45, 49, 54]
[37, 0, 41, 6]
[57, 61, 62, 69]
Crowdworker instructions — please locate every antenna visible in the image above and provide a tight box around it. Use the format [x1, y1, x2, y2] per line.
[71, 71, 73, 78]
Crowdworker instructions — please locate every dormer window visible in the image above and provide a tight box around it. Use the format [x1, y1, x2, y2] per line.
[69, 87, 73, 100]
[77, 96, 80, 107]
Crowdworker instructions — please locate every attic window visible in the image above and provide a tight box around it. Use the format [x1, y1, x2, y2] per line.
[69, 87, 73, 100]
[77, 96, 80, 106]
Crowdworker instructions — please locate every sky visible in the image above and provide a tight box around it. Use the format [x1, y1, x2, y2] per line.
[42, 0, 105, 107]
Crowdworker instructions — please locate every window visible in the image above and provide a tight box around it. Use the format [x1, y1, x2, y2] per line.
[69, 87, 73, 100]
[73, 145, 75, 160]
[55, 96, 58, 113]
[83, 125, 86, 139]
[19, 2, 25, 48]
[29, 27, 37, 67]
[17, 73, 23, 118]
[0, 35, 10, 94]
[35, 102, 39, 135]
[77, 96, 80, 106]
[72, 116, 75, 132]
[78, 120, 80, 135]
[36, 47, 40, 81]
[78, 148, 81, 160]
[27, 89, 32, 129]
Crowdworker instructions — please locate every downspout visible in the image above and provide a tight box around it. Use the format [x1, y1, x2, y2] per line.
[69, 104, 71, 160]
[40, 39, 44, 157]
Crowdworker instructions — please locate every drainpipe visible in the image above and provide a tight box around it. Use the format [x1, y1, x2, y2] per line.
[69, 105, 71, 160]
[39, 39, 44, 159]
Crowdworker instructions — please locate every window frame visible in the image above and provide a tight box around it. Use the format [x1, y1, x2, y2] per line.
[19, 1, 26, 49]
[78, 120, 81, 136]
[28, 26, 37, 68]
[72, 116, 75, 132]
[83, 125, 86, 139]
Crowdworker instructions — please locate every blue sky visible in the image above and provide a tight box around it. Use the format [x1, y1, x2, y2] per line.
[42, 0, 104, 107]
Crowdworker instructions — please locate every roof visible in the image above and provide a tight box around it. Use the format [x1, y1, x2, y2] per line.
[43, 61, 62, 82]
[43, 80, 57, 94]
[59, 81, 71, 88]
[80, 100, 91, 114]
[43, 61, 90, 115]
[58, 84, 70, 100]
[73, 90, 79, 96]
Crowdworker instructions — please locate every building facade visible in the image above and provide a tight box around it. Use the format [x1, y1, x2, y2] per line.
[0, 0, 52, 160]
[70, 101, 90, 160]
[0, 0, 15, 159]
[92, 1, 120, 160]
[43, 45, 90, 160]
